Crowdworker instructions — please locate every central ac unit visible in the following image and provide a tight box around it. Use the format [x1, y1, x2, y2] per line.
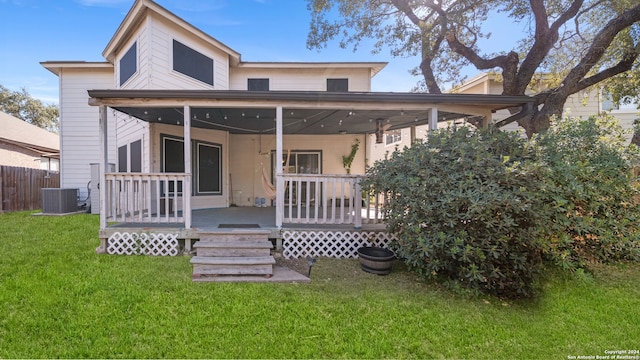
[42, 188, 78, 214]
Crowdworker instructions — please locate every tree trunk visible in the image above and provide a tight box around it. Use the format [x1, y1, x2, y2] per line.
[517, 94, 567, 138]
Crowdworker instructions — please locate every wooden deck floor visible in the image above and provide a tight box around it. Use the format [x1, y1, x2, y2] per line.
[105, 206, 385, 237]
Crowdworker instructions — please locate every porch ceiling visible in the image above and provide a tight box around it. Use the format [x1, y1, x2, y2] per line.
[89, 89, 536, 135]
[114, 106, 466, 135]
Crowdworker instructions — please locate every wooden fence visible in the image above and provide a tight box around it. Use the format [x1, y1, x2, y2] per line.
[0, 166, 60, 213]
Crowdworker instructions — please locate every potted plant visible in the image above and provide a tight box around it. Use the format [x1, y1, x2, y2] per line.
[341, 139, 360, 174]
[357, 245, 395, 275]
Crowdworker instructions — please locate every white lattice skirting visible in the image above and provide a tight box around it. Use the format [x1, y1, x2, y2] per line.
[282, 230, 397, 259]
[107, 232, 179, 256]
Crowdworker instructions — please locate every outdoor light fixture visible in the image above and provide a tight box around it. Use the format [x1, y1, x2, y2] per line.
[206, 112, 210, 119]
[307, 256, 317, 277]
[158, 117, 162, 121]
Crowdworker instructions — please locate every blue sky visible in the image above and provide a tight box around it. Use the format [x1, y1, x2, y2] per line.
[0, 0, 520, 105]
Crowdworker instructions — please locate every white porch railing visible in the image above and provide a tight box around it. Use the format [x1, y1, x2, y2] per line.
[104, 173, 188, 224]
[278, 174, 385, 227]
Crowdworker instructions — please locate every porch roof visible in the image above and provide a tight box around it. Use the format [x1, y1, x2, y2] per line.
[87, 89, 535, 135]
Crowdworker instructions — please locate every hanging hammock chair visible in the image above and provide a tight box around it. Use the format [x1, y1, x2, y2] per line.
[261, 149, 290, 200]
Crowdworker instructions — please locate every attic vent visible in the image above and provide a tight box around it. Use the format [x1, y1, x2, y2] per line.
[42, 188, 78, 214]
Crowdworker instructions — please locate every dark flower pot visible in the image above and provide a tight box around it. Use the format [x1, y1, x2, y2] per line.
[357, 246, 395, 275]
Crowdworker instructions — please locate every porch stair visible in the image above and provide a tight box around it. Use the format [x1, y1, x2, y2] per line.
[190, 229, 276, 282]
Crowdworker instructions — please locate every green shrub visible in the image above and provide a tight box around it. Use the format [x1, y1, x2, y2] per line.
[363, 127, 546, 298]
[535, 115, 640, 269]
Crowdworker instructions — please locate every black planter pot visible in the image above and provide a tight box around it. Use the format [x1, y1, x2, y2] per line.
[357, 246, 395, 275]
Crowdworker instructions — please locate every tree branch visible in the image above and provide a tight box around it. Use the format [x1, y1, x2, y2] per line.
[574, 48, 640, 92]
[562, 4, 640, 89]
[515, 0, 584, 93]
[445, 32, 515, 70]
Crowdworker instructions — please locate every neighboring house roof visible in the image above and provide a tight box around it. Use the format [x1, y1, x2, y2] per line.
[0, 111, 60, 157]
[450, 73, 500, 94]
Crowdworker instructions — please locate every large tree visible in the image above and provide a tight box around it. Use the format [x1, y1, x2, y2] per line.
[0, 85, 59, 133]
[307, 0, 640, 136]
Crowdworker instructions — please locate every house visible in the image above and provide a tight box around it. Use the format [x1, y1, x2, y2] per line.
[452, 72, 640, 139]
[41, 0, 534, 273]
[0, 111, 59, 171]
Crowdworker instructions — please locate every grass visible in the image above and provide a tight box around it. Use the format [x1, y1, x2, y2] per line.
[0, 211, 639, 359]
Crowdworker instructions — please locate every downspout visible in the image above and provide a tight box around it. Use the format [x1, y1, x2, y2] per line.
[99, 105, 108, 231]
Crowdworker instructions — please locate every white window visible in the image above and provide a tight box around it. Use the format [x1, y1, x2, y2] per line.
[119, 42, 137, 86]
[385, 129, 402, 145]
[173, 40, 214, 86]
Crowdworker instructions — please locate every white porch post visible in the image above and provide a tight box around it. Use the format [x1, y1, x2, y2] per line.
[410, 125, 417, 143]
[354, 177, 362, 229]
[183, 105, 192, 230]
[99, 105, 108, 230]
[429, 107, 439, 131]
[480, 110, 492, 129]
[275, 106, 284, 229]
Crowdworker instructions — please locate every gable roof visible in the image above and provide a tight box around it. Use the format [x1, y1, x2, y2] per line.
[102, 0, 386, 77]
[0, 111, 59, 154]
[102, 0, 241, 65]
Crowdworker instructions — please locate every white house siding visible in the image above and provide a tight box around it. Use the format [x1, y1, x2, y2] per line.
[114, 114, 150, 172]
[142, 14, 230, 90]
[111, 19, 151, 172]
[58, 68, 116, 200]
[117, 18, 149, 90]
[229, 134, 365, 206]
[609, 110, 640, 138]
[229, 67, 372, 91]
[149, 123, 229, 209]
[365, 127, 419, 168]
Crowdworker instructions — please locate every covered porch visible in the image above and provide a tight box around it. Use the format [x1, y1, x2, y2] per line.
[89, 89, 535, 256]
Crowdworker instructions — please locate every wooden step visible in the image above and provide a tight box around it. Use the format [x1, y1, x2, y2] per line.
[190, 256, 275, 276]
[193, 240, 272, 257]
[198, 229, 271, 242]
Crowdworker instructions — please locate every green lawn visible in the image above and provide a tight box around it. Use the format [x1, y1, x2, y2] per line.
[0, 211, 638, 359]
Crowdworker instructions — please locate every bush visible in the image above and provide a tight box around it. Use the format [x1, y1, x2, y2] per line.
[363, 127, 547, 298]
[536, 115, 640, 269]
